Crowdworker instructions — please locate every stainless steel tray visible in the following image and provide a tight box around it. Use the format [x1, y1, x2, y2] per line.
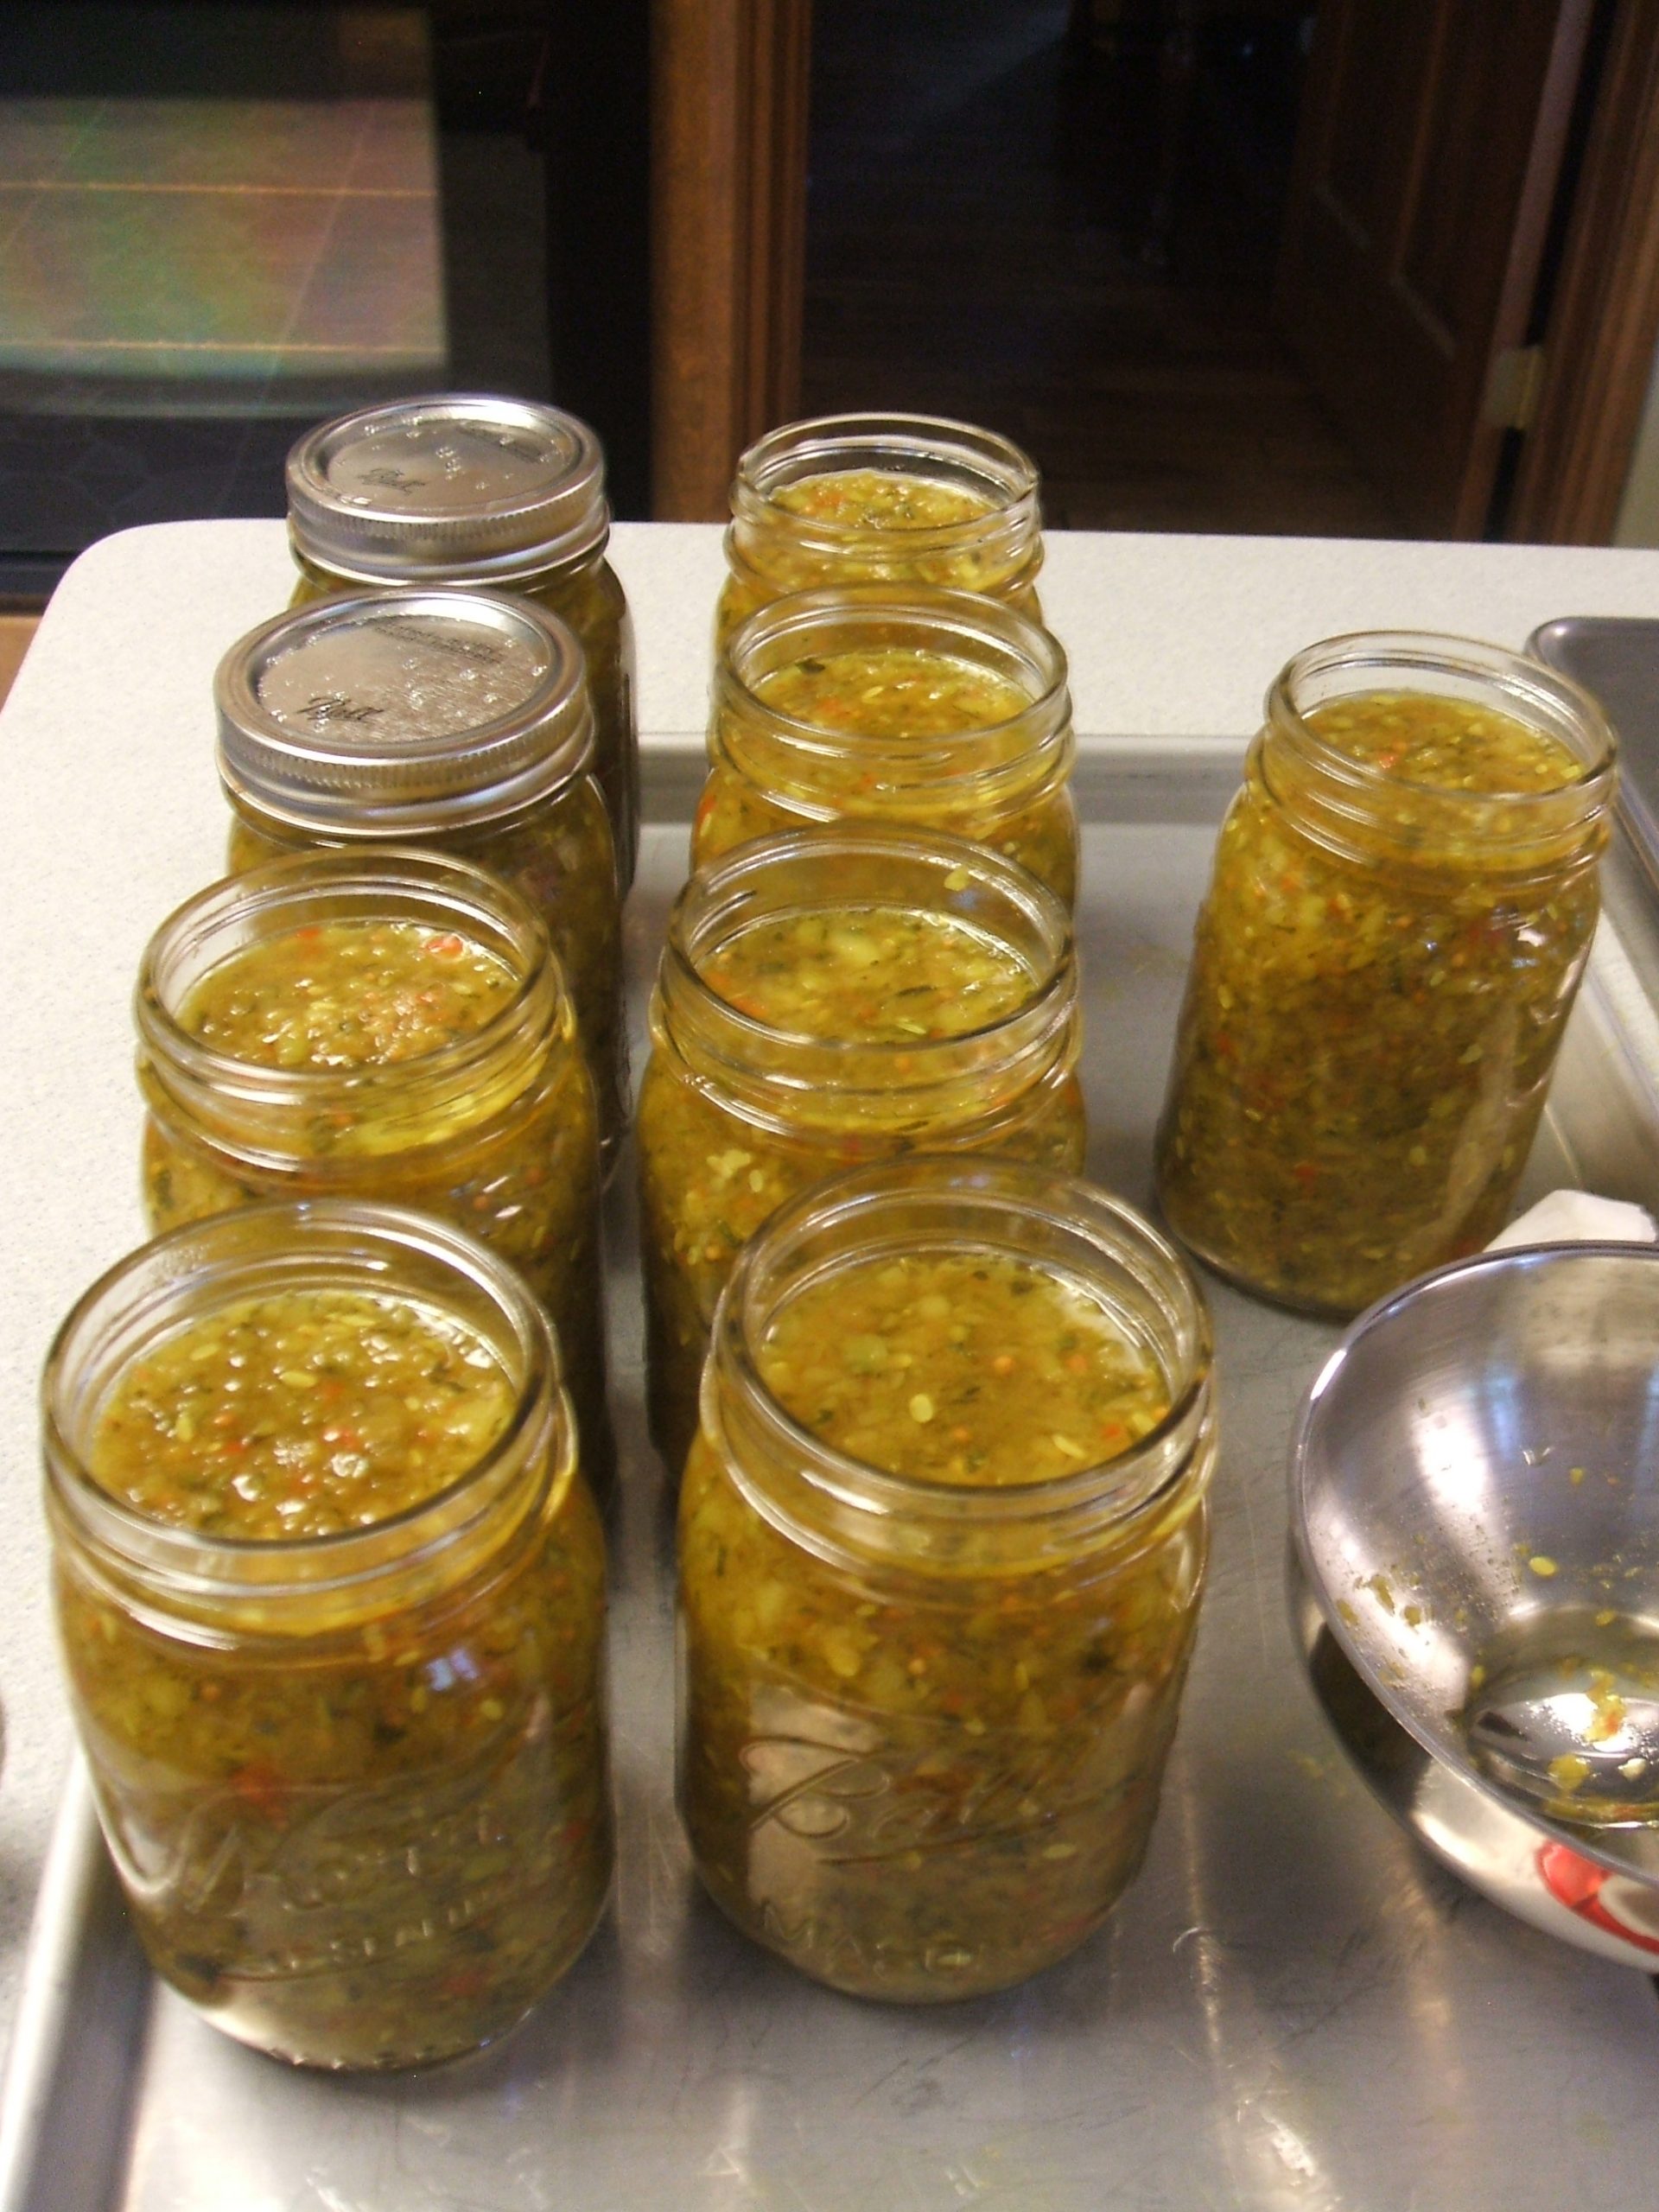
[7, 754, 1659, 2212]
[1531, 617, 1659, 899]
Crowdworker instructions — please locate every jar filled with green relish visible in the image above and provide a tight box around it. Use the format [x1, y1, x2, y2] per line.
[717, 412, 1044, 647]
[286, 395, 639, 887]
[1155, 632, 1618, 1315]
[679, 1157, 1215, 2003]
[216, 587, 626, 1169]
[135, 847, 613, 1495]
[43, 1200, 612, 2069]
[637, 826, 1086, 1477]
[697, 585, 1079, 906]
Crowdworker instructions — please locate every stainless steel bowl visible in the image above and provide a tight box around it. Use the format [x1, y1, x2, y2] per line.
[1290, 1551, 1659, 1965]
[1290, 1243, 1659, 1950]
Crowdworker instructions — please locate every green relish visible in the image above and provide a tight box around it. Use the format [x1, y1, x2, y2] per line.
[760, 1251, 1169, 1484]
[91, 1288, 515, 1541]
[699, 906, 1034, 1042]
[180, 918, 516, 1069]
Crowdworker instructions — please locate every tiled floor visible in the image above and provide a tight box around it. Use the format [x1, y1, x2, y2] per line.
[803, 1, 1402, 538]
[0, 8, 443, 403]
[0, 99, 443, 397]
[0, 3, 452, 582]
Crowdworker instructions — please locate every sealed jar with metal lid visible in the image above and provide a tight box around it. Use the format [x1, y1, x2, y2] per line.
[1155, 632, 1618, 1315]
[44, 1200, 613, 2069]
[718, 412, 1044, 645]
[217, 587, 626, 1164]
[679, 1156, 1214, 2002]
[696, 586, 1078, 906]
[637, 826, 1086, 1473]
[136, 847, 613, 1493]
[286, 394, 639, 886]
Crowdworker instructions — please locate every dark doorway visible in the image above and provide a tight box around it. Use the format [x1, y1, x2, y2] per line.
[799, 0, 1404, 537]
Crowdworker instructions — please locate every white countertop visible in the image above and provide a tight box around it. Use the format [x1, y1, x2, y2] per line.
[4, 516, 1659, 2054]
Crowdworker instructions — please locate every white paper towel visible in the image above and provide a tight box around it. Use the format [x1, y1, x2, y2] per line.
[1485, 1189, 1658, 1252]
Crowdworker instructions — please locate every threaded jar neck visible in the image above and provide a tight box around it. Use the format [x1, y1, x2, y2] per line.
[727, 413, 1043, 599]
[652, 826, 1078, 1141]
[712, 585, 1073, 826]
[702, 1158, 1215, 1583]
[136, 849, 575, 1172]
[42, 1200, 570, 1637]
[1257, 631, 1617, 878]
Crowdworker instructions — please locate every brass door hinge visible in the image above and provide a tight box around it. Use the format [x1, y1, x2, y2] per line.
[1484, 345, 1547, 431]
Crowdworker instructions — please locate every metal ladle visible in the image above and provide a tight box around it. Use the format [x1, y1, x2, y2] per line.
[1466, 1656, 1659, 1825]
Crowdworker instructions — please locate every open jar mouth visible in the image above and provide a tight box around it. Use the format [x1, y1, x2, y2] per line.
[704, 1157, 1215, 1579]
[656, 826, 1077, 1122]
[1262, 631, 1618, 867]
[732, 411, 1041, 542]
[714, 585, 1072, 804]
[41, 1200, 568, 1616]
[716, 579, 1079, 831]
[136, 847, 569, 1143]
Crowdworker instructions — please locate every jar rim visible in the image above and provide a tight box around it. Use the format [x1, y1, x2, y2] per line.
[1268, 629, 1618, 795]
[721, 582, 1067, 731]
[705, 1158, 1213, 1573]
[732, 411, 1041, 536]
[136, 847, 567, 1117]
[1259, 630, 1618, 873]
[41, 1199, 567, 1598]
[655, 827, 1077, 1128]
[712, 586, 1073, 816]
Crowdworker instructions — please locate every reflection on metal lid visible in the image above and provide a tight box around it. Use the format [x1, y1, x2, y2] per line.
[287, 395, 610, 580]
[216, 588, 594, 833]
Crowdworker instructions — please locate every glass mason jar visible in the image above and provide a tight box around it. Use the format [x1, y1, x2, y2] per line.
[43, 1200, 613, 2069]
[217, 587, 627, 1169]
[136, 848, 614, 1496]
[717, 411, 1044, 645]
[678, 1157, 1215, 2003]
[286, 395, 639, 887]
[696, 586, 1079, 906]
[1155, 632, 1618, 1316]
[637, 826, 1086, 1475]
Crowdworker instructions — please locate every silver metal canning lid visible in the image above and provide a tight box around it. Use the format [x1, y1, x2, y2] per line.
[216, 589, 596, 833]
[285, 395, 611, 581]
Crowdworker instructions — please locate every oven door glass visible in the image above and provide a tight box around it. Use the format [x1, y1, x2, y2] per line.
[0, 3, 550, 593]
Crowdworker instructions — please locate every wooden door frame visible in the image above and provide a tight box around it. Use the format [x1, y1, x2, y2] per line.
[650, 0, 812, 521]
[1508, 0, 1659, 543]
[645, 0, 1659, 541]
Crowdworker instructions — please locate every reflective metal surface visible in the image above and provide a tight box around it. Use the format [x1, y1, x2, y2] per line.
[1468, 1662, 1659, 1821]
[216, 588, 594, 831]
[1291, 1557, 1659, 1967]
[7, 765, 1659, 2212]
[286, 396, 610, 581]
[1531, 617, 1659, 894]
[1293, 1243, 1659, 1861]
